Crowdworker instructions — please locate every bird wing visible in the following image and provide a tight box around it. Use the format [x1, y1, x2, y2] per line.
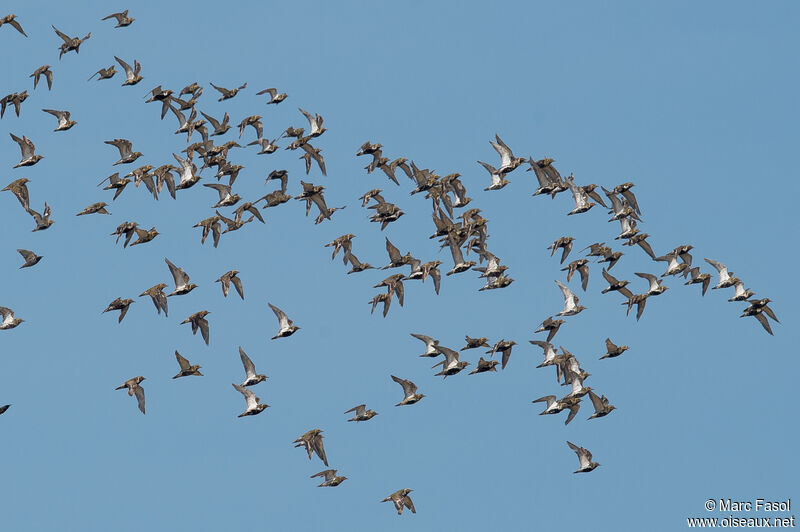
[203, 183, 230, 200]
[533, 395, 556, 406]
[198, 318, 209, 345]
[602, 186, 623, 213]
[107, 138, 133, 158]
[564, 403, 580, 425]
[175, 351, 191, 371]
[10, 133, 27, 158]
[42, 108, 65, 120]
[114, 56, 134, 77]
[268, 303, 291, 329]
[577, 264, 590, 291]
[438, 346, 458, 365]
[172, 152, 192, 172]
[635, 272, 658, 291]
[231, 275, 244, 299]
[133, 386, 146, 414]
[9, 18, 27, 36]
[17, 249, 36, 262]
[210, 82, 225, 94]
[638, 239, 656, 260]
[156, 291, 168, 316]
[447, 233, 465, 264]
[385, 237, 402, 263]
[410, 333, 434, 345]
[477, 160, 498, 176]
[566, 176, 585, 205]
[298, 107, 315, 128]
[233, 383, 258, 409]
[704, 258, 729, 277]
[429, 266, 441, 294]
[311, 469, 336, 480]
[392, 279, 405, 307]
[635, 298, 648, 321]
[501, 346, 512, 370]
[567, 441, 589, 468]
[555, 280, 576, 303]
[20, 136, 36, 159]
[239, 347, 257, 378]
[621, 188, 640, 214]
[391, 375, 415, 396]
[166, 102, 187, 126]
[605, 338, 617, 352]
[754, 313, 774, 335]
[310, 193, 331, 219]
[762, 305, 778, 323]
[312, 435, 328, 466]
[165, 258, 190, 287]
[217, 274, 230, 296]
[344, 251, 362, 269]
[344, 404, 366, 415]
[587, 390, 604, 412]
[52, 25, 71, 44]
[200, 111, 221, 129]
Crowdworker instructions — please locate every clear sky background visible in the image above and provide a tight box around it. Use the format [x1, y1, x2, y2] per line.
[1, 2, 797, 531]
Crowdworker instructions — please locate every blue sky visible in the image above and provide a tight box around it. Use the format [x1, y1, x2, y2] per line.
[1, 2, 797, 530]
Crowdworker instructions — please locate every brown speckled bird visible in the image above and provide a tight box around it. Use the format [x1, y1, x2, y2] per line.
[382, 489, 416, 516]
[310, 469, 347, 487]
[294, 429, 328, 466]
[344, 404, 378, 422]
[103, 297, 134, 323]
[115, 376, 145, 414]
[181, 311, 210, 345]
[216, 270, 244, 299]
[173, 351, 202, 379]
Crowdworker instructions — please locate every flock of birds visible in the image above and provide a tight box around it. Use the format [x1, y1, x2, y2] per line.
[0, 10, 780, 517]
